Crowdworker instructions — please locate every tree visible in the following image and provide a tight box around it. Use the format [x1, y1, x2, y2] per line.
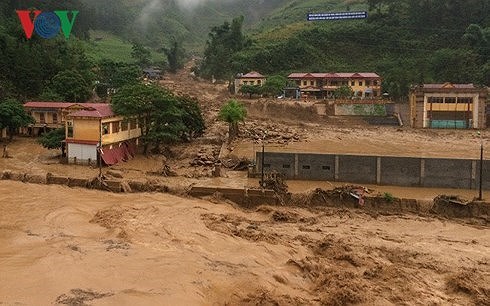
[164, 40, 185, 73]
[218, 99, 247, 141]
[261, 75, 287, 97]
[48, 70, 92, 102]
[38, 128, 66, 156]
[177, 95, 205, 140]
[198, 16, 250, 80]
[111, 84, 205, 153]
[333, 85, 354, 99]
[131, 43, 151, 67]
[95, 60, 141, 98]
[239, 84, 262, 98]
[0, 99, 34, 140]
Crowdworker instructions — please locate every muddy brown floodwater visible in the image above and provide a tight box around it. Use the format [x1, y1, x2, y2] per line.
[1, 181, 489, 305]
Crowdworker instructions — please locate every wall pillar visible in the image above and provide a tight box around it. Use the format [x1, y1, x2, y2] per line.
[471, 160, 477, 189]
[420, 159, 425, 186]
[376, 157, 381, 184]
[334, 155, 339, 181]
[294, 153, 299, 179]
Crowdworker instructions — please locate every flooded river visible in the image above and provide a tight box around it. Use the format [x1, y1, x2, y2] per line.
[0, 181, 488, 305]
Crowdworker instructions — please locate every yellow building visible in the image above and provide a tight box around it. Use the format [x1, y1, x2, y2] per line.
[409, 83, 488, 129]
[287, 72, 382, 99]
[234, 71, 266, 94]
[65, 103, 141, 165]
[22, 102, 85, 136]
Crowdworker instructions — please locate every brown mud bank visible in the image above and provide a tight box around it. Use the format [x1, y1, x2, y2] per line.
[190, 185, 490, 225]
[0, 170, 174, 194]
[2, 170, 489, 224]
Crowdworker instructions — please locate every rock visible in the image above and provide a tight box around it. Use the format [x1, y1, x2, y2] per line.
[107, 169, 124, 178]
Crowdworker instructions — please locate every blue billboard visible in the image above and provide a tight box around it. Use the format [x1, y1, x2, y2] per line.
[307, 11, 368, 21]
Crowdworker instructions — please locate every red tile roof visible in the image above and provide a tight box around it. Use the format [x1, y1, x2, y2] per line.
[288, 72, 381, 79]
[240, 71, 266, 78]
[23, 102, 78, 108]
[67, 103, 115, 119]
[422, 83, 476, 89]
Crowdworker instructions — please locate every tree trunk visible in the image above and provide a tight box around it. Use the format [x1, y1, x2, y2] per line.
[2, 144, 8, 158]
[228, 122, 239, 143]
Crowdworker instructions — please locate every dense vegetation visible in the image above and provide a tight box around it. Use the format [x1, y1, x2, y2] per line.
[197, 0, 489, 100]
[0, 0, 488, 103]
[111, 84, 205, 153]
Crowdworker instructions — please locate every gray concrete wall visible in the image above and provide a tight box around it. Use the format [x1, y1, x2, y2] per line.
[338, 155, 377, 184]
[297, 153, 335, 180]
[423, 158, 474, 189]
[257, 152, 489, 190]
[380, 157, 421, 187]
[257, 152, 295, 178]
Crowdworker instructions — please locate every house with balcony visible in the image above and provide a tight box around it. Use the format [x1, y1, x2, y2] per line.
[64, 103, 141, 165]
[409, 83, 488, 129]
[234, 71, 266, 94]
[22, 102, 84, 136]
[287, 72, 382, 99]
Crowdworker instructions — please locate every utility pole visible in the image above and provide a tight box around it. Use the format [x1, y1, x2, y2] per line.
[478, 131, 484, 200]
[261, 141, 265, 188]
[98, 119, 102, 179]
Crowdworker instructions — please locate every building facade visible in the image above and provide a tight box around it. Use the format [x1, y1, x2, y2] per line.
[287, 72, 382, 99]
[234, 71, 266, 94]
[22, 102, 84, 136]
[65, 104, 141, 165]
[409, 83, 488, 129]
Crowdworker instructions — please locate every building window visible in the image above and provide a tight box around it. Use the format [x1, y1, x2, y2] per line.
[102, 123, 110, 135]
[296, 80, 301, 86]
[310, 81, 314, 86]
[257, 80, 261, 85]
[243, 81, 248, 85]
[445, 97, 456, 103]
[39, 113, 45, 124]
[428, 97, 444, 103]
[112, 121, 120, 133]
[302, 165, 311, 170]
[373, 80, 378, 86]
[303, 81, 307, 86]
[130, 119, 137, 129]
[331, 81, 339, 86]
[458, 97, 473, 104]
[121, 120, 128, 131]
[366, 80, 371, 86]
[359, 81, 363, 86]
[283, 164, 291, 169]
[322, 166, 331, 170]
[67, 121, 73, 138]
[351, 81, 355, 86]
[341, 81, 347, 86]
[52, 113, 58, 124]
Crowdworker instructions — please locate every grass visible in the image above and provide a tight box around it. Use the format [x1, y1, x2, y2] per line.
[82, 30, 165, 64]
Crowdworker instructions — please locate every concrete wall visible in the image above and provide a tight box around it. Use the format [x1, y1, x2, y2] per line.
[334, 103, 388, 116]
[257, 152, 490, 190]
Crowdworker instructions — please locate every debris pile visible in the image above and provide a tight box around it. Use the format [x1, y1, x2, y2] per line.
[190, 147, 220, 167]
[242, 121, 305, 144]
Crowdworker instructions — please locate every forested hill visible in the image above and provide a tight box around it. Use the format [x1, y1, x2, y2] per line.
[196, 0, 490, 100]
[0, 0, 488, 101]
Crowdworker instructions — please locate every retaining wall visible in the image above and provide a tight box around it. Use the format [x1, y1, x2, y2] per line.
[256, 152, 490, 190]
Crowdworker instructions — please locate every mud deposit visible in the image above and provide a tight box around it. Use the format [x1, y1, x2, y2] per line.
[0, 181, 489, 305]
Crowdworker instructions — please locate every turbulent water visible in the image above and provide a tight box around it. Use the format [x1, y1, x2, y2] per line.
[0, 181, 489, 305]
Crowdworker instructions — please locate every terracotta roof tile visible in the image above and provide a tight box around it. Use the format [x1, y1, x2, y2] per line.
[67, 103, 115, 118]
[23, 102, 78, 108]
[241, 71, 266, 78]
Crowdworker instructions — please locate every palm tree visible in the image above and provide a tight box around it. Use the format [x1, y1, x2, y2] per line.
[218, 99, 247, 142]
